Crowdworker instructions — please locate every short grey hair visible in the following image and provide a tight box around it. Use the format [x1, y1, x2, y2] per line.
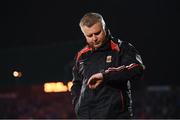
[79, 12, 106, 30]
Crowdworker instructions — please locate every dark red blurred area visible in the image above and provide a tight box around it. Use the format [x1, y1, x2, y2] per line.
[0, 85, 76, 119]
[0, 85, 179, 119]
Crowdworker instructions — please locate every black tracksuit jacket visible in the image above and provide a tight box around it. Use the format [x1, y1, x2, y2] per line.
[71, 35, 145, 119]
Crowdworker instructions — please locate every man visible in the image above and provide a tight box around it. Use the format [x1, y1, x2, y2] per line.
[71, 12, 145, 119]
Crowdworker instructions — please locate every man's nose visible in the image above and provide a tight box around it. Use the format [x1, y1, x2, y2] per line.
[92, 34, 98, 41]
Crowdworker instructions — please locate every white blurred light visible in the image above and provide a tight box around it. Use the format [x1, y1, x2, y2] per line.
[13, 71, 22, 78]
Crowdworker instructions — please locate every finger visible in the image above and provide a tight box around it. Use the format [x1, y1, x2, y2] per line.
[105, 69, 109, 73]
[87, 75, 96, 85]
[94, 84, 99, 88]
[89, 84, 92, 89]
[89, 79, 96, 85]
[91, 86, 95, 89]
[87, 77, 93, 85]
[89, 82, 101, 89]
[87, 79, 90, 85]
[93, 81, 101, 89]
[89, 84, 95, 89]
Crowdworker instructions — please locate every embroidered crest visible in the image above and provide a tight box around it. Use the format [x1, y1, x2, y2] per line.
[106, 55, 112, 63]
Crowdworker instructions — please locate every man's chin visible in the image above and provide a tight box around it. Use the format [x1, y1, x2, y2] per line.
[94, 44, 102, 49]
[88, 43, 102, 50]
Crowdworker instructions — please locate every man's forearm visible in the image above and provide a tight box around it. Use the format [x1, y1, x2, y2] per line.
[102, 63, 144, 83]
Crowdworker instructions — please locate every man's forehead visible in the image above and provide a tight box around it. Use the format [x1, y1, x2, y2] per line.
[82, 23, 102, 35]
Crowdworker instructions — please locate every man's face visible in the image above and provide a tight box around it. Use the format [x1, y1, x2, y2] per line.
[81, 22, 106, 49]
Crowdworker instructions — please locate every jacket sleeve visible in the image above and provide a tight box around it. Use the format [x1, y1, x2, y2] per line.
[71, 56, 82, 106]
[102, 42, 145, 84]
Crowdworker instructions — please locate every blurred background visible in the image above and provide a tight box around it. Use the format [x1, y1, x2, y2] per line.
[0, 0, 179, 119]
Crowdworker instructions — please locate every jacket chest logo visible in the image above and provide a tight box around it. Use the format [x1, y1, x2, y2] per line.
[106, 55, 112, 63]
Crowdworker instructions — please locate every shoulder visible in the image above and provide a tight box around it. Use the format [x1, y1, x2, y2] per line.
[109, 36, 131, 52]
[118, 40, 140, 57]
[118, 40, 137, 51]
[75, 45, 92, 61]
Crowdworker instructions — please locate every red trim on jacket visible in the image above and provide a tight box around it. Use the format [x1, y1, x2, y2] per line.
[110, 40, 120, 52]
[126, 63, 139, 70]
[76, 40, 119, 61]
[76, 46, 92, 61]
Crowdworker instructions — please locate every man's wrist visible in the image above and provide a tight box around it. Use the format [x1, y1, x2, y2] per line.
[101, 71, 108, 83]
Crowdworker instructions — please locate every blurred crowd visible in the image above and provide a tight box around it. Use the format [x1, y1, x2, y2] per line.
[133, 86, 179, 118]
[0, 85, 179, 119]
[0, 85, 75, 119]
